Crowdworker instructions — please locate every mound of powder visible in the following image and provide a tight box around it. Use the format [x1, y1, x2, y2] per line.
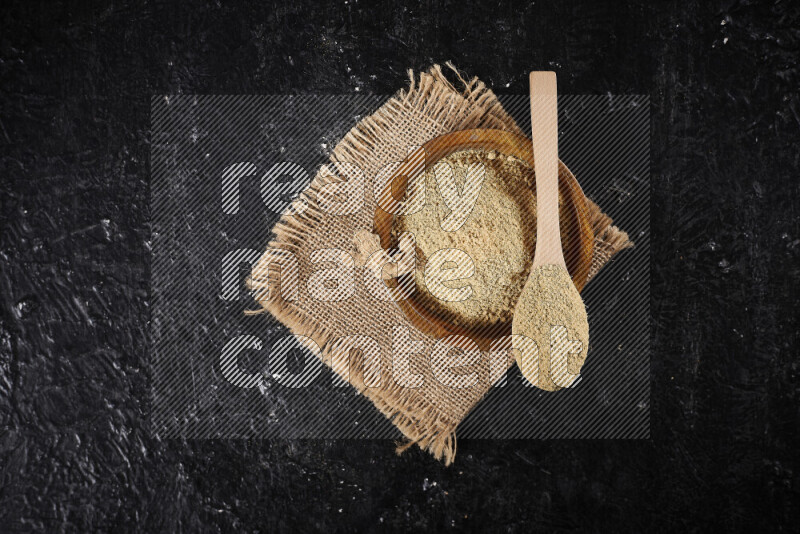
[392, 149, 539, 331]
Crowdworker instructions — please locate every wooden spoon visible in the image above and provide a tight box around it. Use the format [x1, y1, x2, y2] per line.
[512, 72, 589, 390]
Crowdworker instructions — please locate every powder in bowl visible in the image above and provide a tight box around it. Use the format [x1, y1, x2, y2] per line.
[392, 148, 541, 331]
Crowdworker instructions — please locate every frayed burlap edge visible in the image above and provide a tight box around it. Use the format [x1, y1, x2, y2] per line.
[248, 64, 632, 466]
[585, 198, 634, 282]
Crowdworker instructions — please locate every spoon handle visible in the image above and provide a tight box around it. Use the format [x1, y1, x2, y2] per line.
[529, 71, 566, 269]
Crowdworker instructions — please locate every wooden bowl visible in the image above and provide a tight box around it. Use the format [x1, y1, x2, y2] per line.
[373, 128, 594, 349]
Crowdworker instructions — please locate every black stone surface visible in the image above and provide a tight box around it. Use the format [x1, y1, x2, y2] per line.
[1, 0, 798, 531]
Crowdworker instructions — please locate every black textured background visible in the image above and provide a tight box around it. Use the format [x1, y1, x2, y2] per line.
[1, 0, 798, 532]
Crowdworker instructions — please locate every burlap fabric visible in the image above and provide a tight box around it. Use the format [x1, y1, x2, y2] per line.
[249, 64, 632, 464]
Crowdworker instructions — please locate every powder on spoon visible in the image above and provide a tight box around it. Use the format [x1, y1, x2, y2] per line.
[512, 264, 589, 391]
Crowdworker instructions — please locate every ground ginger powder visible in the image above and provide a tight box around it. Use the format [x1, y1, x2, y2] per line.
[512, 264, 589, 391]
[392, 149, 539, 330]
